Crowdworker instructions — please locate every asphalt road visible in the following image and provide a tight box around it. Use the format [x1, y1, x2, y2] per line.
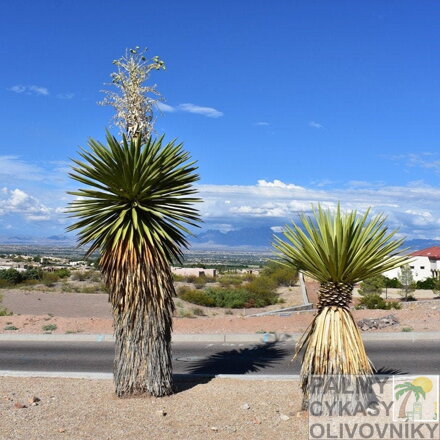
[0, 340, 439, 376]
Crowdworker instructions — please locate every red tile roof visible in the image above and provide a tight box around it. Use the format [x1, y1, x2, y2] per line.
[410, 246, 440, 260]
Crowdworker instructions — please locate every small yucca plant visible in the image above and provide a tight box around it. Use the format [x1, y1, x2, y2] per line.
[274, 205, 408, 407]
[68, 132, 200, 397]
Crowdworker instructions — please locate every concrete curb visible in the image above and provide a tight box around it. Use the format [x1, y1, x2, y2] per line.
[0, 370, 300, 381]
[0, 331, 438, 343]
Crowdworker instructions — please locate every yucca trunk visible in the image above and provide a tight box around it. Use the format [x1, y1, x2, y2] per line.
[101, 243, 175, 397]
[297, 282, 374, 409]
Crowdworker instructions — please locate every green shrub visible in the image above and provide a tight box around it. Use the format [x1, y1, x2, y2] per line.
[22, 268, 43, 281]
[179, 284, 278, 309]
[0, 268, 23, 284]
[358, 275, 385, 296]
[207, 287, 277, 308]
[261, 262, 298, 286]
[178, 287, 216, 307]
[0, 307, 12, 316]
[416, 277, 439, 290]
[356, 294, 401, 310]
[218, 275, 244, 287]
[246, 276, 277, 296]
[55, 268, 71, 279]
[204, 287, 252, 308]
[4, 325, 18, 331]
[42, 324, 57, 332]
[384, 277, 402, 288]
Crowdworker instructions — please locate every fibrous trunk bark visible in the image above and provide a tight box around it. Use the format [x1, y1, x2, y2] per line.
[295, 281, 374, 411]
[101, 243, 175, 397]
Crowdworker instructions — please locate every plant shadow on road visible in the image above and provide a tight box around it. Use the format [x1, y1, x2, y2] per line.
[173, 341, 290, 393]
[374, 366, 408, 375]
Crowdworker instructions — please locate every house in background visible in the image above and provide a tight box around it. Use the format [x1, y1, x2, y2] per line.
[171, 267, 217, 278]
[383, 246, 440, 281]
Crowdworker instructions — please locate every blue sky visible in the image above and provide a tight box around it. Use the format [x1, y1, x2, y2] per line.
[1, 0, 440, 244]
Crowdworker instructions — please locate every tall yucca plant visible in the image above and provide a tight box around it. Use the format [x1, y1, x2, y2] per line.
[274, 205, 408, 406]
[68, 132, 200, 397]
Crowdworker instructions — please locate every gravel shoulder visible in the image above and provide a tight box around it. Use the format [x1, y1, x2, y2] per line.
[0, 377, 305, 440]
[1, 305, 440, 335]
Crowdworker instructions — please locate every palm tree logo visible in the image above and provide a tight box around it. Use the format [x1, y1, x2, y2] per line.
[395, 377, 433, 420]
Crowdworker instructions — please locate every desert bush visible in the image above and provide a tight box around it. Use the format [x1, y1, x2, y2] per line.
[192, 307, 205, 316]
[22, 268, 43, 281]
[174, 274, 215, 284]
[242, 273, 256, 282]
[178, 287, 216, 307]
[4, 325, 18, 330]
[246, 276, 277, 296]
[356, 294, 401, 310]
[261, 262, 298, 286]
[218, 275, 244, 287]
[178, 284, 278, 309]
[177, 309, 194, 318]
[71, 271, 89, 281]
[400, 293, 417, 302]
[78, 285, 103, 294]
[358, 275, 385, 296]
[42, 324, 57, 331]
[55, 268, 71, 279]
[42, 272, 59, 286]
[383, 277, 402, 288]
[0, 268, 23, 284]
[89, 271, 102, 282]
[206, 287, 277, 308]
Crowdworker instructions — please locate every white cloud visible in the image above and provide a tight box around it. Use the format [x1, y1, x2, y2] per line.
[155, 102, 224, 118]
[309, 121, 324, 129]
[0, 156, 46, 181]
[0, 188, 51, 221]
[270, 226, 285, 233]
[210, 223, 235, 233]
[56, 92, 75, 100]
[156, 102, 175, 112]
[255, 121, 269, 126]
[8, 85, 49, 96]
[197, 179, 440, 239]
[178, 103, 223, 118]
[390, 153, 440, 174]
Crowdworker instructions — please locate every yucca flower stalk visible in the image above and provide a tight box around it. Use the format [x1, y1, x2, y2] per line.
[67, 132, 200, 397]
[274, 205, 408, 407]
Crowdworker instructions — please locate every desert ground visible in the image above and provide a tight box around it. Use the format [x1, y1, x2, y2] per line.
[1, 287, 439, 335]
[0, 377, 305, 440]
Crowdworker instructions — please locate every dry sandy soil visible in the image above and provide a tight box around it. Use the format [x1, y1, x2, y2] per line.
[1, 288, 439, 334]
[0, 377, 305, 440]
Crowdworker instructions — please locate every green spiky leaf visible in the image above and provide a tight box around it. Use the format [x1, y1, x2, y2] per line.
[67, 132, 201, 262]
[273, 204, 409, 284]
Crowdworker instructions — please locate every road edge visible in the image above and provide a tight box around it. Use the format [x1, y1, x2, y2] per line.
[0, 331, 438, 342]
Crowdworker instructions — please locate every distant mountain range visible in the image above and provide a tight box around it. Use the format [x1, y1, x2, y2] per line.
[0, 230, 439, 252]
[192, 228, 440, 251]
[0, 235, 75, 246]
